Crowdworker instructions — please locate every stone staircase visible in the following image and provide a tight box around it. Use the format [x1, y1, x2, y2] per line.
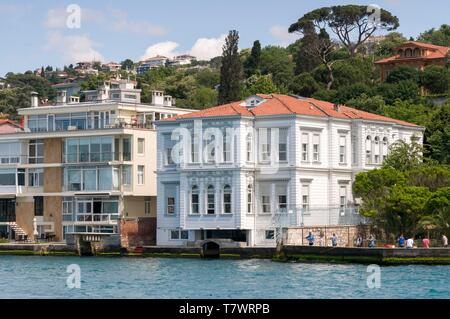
[7, 222, 33, 242]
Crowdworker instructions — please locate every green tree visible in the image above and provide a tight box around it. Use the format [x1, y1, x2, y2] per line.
[244, 40, 262, 77]
[386, 66, 420, 84]
[375, 32, 407, 58]
[187, 87, 218, 109]
[376, 80, 419, 104]
[418, 24, 450, 47]
[259, 46, 294, 88]
[289, 5, 399, 57]
[345, 94, 385, 114]
[121, 59, 134, 70]
[420, 65, 450, 94]
[382, 139, 424, 172]
[427, 102, 450, 164]
[242, 74, 279, 96]
[289, 73, 320, 97]
[218, 30, 243, 104]
[407, 166, 450, 191]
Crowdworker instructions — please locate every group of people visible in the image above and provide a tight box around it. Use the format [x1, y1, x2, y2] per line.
[397, 234, 448, 249]
[303, 231, 449, 248]
[304, 232, 377, 247]
[305, 232, 339, 247]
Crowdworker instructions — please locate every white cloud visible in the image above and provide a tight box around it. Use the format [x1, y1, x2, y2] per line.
[140, 34, 226, 62]
[44, 32, 104, 64]
[44, 8, 67, 28]
[44, 7, 105, 29]
[140, 41, 180, 60]
[112, 11, 167, 36]
[190, 34, 226, 60]
[269, 25, 299, 46]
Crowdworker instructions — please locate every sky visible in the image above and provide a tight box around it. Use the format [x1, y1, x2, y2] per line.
[0, 0, 449, 76]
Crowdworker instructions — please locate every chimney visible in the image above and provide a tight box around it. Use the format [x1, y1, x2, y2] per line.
[151, 90, 164, 106]
[163, 95, 173, 107]
[333, 103, 341, 112]
[57, 90, 67, 104]
[30, 92, 39, 107]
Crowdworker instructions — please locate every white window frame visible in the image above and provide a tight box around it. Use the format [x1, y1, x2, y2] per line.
[206, 185, 215, 215]
[137, 138, 145, 155]
[191, 185, 199, 215]
[166, 196, 175, 215]
[223, 185, 232, 214]
[339, 135, 347, 164]
[137, 165, 145, 185]
[301, 133, 309, 162]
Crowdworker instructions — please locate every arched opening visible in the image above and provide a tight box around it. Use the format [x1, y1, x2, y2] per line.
[201, 241, 220, 258]
[405, 48, 413, 58]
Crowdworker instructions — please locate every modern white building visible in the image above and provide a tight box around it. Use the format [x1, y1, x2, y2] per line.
[156, 94, 424, 247]
[0, 80, 193, 245]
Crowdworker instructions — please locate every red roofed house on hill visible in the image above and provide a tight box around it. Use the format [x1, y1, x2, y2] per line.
[155, 94, 424, 247]
[375, 41, 450, 82]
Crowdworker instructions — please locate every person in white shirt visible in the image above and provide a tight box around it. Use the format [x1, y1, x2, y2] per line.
[406, 237, 414, 248]
[443, 234, 448, 248]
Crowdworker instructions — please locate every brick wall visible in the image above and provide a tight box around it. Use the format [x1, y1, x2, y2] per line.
[120, 217, 156, 248]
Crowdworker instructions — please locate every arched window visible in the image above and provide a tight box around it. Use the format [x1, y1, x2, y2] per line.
[191, 185, 199, 214]
[405, 48, 413, 57]
[246, 133, 253, 162]
[397, 49, 404, 57]
[207, 185, 215, 215]
[247, 184, 253, 214]
[374, 136, 380, 164]
[223, 185, 232, 214]
[382, 137, 389, 162]
[414, 48, 421, 57]
[366, 136, 372, 164]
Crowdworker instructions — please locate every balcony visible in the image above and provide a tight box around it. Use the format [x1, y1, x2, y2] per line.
[63, 152, 131, 164]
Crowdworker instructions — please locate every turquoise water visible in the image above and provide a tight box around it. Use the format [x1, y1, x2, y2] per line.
[0, 256, 449, 298]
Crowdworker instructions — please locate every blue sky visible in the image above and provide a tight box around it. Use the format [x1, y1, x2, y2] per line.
[0, 0, 449, 76]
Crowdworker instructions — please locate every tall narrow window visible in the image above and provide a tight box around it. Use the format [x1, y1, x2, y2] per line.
[262, 196, 271, 213]
[34, 196, 44, 216]
[312, 134, 320, 162]
[339, 186, 347, 216]
[191, 134, 199, 163]
[207, 185, 215, 215]
[365, 136, 372, 164]
[278, 128, 287, 162]
[374, 136, 380, 164]
[260, 129, 271, 162]
[167, 197, 175, 215]
[166, 148, 174, 165]
[247, 184, 253, 214]
[301, 133, 309, 162]
[28, 139, 44, 164]
[339, 135, 347, 164]
[246, 133, 253, 162]
[137, 165, 144, 185]
[137, 138, 145, 155]
[223, 134, 231, 163]
[145, 199, 151, 215]
[223, 185, 232, 214]
[382, 137, 388, 162]
[28, 168, 43, 187]
[191, 186, 199, 214]
[301, 185, 309, 213]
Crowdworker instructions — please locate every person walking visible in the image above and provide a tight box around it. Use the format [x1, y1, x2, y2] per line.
[422, 237, 430, 248]
[306, 232, 315, 246]
[398, 234, 406, 248]
[331, 233, 338, 247]
[443, 234, 448, 248]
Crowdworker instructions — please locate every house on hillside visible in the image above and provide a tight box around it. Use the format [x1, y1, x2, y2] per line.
[375, 41, 450, 81]
[136, 56, 168, 74]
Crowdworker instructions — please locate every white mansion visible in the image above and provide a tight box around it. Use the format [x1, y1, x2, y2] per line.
[156, 94, 424, 247]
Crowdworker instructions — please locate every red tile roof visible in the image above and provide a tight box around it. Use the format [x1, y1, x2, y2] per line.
[375, 41, 449, 64]
[163, 94, 419, 127]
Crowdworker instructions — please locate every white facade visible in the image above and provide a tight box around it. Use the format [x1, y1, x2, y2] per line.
[156, 95, 424, 247]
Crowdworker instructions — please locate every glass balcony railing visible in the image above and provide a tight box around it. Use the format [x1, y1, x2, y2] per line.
[63, 152, 131, 164]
